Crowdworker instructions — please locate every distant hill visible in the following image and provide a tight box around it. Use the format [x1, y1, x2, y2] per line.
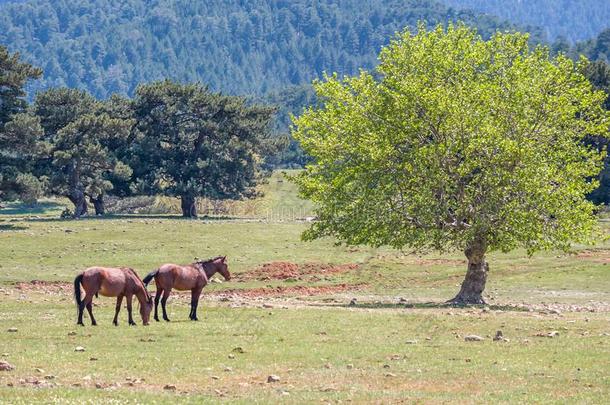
[0, 0, 533, 100]
[441, 0, 610, 43]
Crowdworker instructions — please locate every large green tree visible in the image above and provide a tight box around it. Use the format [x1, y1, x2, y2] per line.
[292, 24, 609, 304]
[131, 80, 275, 217]
[0, 45, 42, 203]
[583, 60, 610, 204]
[33, 88, 132, 217]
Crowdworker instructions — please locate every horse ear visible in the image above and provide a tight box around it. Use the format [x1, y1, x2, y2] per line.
[222, 256, 227, 263]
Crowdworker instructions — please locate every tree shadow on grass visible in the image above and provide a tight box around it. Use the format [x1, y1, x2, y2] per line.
[16, 213, 248, 223]
[0, 224, 28, 231]
[0, 201, 64, 216]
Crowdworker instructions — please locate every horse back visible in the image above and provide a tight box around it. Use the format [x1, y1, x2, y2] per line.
[82, 267, 127, 297]
[157, 264, 205, 291]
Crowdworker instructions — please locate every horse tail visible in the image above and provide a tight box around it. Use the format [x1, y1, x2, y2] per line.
[74, 273, 83, 310]
[142, 270, 158, 287]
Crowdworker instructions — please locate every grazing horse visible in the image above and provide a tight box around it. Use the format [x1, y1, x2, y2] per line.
[73, 267, 153, 326]
[143, 256, 230, 322]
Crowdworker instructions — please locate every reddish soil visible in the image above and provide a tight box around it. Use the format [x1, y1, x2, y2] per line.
[9, 279, 366, 298]
[209, 283, 368, 298]
[14, 280, 70, 294]
[575, 249, 610, 263]
[238, 261, 360, 281]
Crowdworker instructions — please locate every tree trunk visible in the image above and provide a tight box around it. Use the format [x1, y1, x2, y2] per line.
[68, 189, 88, 218]
[180, 195, 198, 218]
[90, 195, 105, 216]
[449, 240, 488, 305]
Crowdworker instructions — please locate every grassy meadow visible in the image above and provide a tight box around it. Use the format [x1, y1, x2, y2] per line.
[0, 171, 609, 403]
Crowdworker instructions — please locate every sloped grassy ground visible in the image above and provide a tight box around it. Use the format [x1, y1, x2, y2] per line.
[0, 172, 609, 403]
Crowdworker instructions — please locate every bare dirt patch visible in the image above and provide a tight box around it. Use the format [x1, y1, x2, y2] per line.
[210, 283, 368, 298]
[411, 258, 466, 266]
[575, 249, 610, 263]
[14, 280, 70, 295]
[238, 261, 360, 281]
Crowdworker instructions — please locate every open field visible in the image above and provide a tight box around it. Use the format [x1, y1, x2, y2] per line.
[1, 173, 609, 403]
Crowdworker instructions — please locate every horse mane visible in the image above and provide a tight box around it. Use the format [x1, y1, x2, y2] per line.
[195, 256, 224, 266]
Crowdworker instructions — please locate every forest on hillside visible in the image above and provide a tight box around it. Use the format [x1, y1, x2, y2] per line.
[0, 0, 532, 99]
[442, 0, 610, 43]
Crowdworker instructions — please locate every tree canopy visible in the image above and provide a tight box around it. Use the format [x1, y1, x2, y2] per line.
[130, 81, 275, 217]
[0, 44, 42, 202]
[292, 24, 609, 304]
[31, 88, 133, 216]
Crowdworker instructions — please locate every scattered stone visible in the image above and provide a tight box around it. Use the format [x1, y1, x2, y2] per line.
[214, 389, 223, 396]
[163, 384, 176, 390]
[0, 361, 14, 371]
[228, 354, 235, 359]
[67, 331, 77, 336]
[82, 375, 92, 381]
[211, 376, 220, 380]
[384, 373, 396, 377]
[383, 364, 391, 368]
[95, 383, 103, 389]
[346, 364, 354, 369]
[34, 368, 44, 373]
[349, 298, 357, 306]
[267, 375, 280, 383]
[74, 346, 85, 352]
[224, 367, 232, 372]
[262, 303, 274, 309]
[493, 331, 504, 342]
[464, 335, 484, 342]
[89, 357, 98, 361]
[7, 328, 17, 333]
[324, 363, 332, 369]
[1, 353, 8, 357]
[535, 331, 560, 338]
[405, 340, 417, 344]
[232, 347, 245, 354]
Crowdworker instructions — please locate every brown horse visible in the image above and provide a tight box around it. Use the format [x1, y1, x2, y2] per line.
[143, 256, 230, 322]
[74, 267, 153, 326]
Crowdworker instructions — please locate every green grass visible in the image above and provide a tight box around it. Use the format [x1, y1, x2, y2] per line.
[0, 172, 609, 403]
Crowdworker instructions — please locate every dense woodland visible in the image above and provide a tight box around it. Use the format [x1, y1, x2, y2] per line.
[0, 0, 534, 99]
[0, 0, 609, 206]
[443, 0, 610, 43]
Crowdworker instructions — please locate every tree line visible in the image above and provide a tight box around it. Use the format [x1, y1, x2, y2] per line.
[0, 0, 534, 100]
[0, 45, 277, 218]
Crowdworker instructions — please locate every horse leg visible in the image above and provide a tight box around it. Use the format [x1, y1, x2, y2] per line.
[86, 301, 97, 326]
[113, 295, 124, 326]
[154, 288, 162, 322]
[78, 292, 94, 326]
[161, 290, 171, 322]
[190, 288, 202, 321]
[126, 294, 136, 326]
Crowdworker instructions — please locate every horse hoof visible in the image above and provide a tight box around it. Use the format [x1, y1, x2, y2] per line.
[163, 318, 170, 322]
[191, 317, 198, 321]
[91, 322, 97, 326]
